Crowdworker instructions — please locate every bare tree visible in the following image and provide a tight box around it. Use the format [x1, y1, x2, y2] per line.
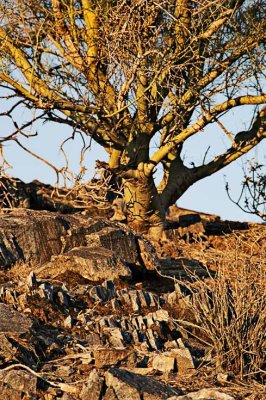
[0, 1, 266, 236]
[226, 161, 266, 221]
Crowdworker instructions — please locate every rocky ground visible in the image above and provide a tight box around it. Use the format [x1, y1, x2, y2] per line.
[0, 198, 265, 399]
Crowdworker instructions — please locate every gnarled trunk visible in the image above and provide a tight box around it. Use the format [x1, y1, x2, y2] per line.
[123, 173, 166, 237]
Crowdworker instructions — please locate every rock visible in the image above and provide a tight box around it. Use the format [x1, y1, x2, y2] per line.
[146, 328, 161, 350]
[204, 220, 249, 235]
[137, 237, 160, 271]
[103, 386, 120, 400]
[0, 209, 109, 267]
[38, 282, 54, 301]
[94, 348, 131, 368]
[131, 368, 154, 376]
[61, 394, 75, 400]
[152, 309, 169, 322]
[179, 214, 202, 227]
[106, 370, 141, 400]
[169, 349, 195, 374]
[152, 354, 175, 373]
[105, 327, 125, 348]
[64, 315, 74, 329]
[114, 288, 161, 313]
[80, 369, 104, 400]
[144, 394, 167, 400]
[106, 368, 182, 399]
[0, 334, 15, 362]
[0, 369, 37, 399]
[129, 290, 141, 312]
[89, 282, 116, 302]
[159, 258, 209, 280]
[167, 388, 235, 399]
[36, 246, 132, 281]
[0, 303, 32, 334]
[57, 289, 70, 307]
[26, 271, 38, 288]
[86, 226, 138, 264]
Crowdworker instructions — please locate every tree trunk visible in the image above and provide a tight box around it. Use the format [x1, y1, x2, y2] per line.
[123, 173, 166, 238]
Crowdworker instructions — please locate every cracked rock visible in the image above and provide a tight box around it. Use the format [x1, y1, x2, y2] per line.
[36, 246, 132, 281]
[105, 368, 182, 399]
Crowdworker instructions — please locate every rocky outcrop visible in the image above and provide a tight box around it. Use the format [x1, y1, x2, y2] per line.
[0, 209, 139, 268]
[0, 204, 264, 399]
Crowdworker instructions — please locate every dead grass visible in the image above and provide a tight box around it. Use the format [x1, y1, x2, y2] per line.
[185, 231, 266, 382]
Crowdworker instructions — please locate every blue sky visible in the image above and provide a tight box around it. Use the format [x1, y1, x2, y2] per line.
[1, 102, 265, 223]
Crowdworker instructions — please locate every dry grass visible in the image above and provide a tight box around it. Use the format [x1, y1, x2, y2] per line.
[186, 231, 266, 382]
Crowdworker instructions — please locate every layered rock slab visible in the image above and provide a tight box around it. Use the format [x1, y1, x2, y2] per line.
[0, 209, 139, 269]
[0, 209, 109, 267]
[36, 246, 132, 281]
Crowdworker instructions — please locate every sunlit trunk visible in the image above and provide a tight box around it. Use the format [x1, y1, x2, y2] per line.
[123, 173, 165, 238]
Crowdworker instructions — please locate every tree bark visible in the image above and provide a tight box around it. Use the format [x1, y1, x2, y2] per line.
[123, 173, 165, 237]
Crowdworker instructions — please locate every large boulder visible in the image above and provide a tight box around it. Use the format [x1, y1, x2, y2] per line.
[0, 209, 138, 268]
[0, 209, 109, 267]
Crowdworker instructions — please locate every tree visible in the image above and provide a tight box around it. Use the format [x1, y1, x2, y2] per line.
[0, 0, 266, 236]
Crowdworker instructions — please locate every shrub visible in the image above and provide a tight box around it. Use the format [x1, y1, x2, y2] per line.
[187, 232, 266, 382]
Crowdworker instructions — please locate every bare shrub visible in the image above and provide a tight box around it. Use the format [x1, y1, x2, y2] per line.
[187, 232, 266, 382]
[226, 161, 266, 221]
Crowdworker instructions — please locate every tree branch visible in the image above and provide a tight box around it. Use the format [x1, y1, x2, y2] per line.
[149, 96, 266, 171]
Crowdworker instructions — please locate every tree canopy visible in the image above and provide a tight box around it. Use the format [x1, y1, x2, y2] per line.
[0, 1, 266, 234]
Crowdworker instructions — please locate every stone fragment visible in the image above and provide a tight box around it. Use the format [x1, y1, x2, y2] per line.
[106, 368, 182, 399]
[159, 257, 207, 280]
[131, 368, 154, 376]
[0, 369, 37, 398]
[0, 303, 32, 334]
[104, 280, 116, 293]
[137, 237, 160, 270]
[128, 290, 141, 312]
[169, 349, 195, 374]
[121, 292, 132, 305]
[144, 394, 165, 400]
[104, 327, 125, 348]
[89, 284, 115, 302]
[136, 316, 146, 330]
[0, 334, 15, 361]
[80, 369, 104, 400]
[36, 246, 132, 281]
[94, 348, 131, 368]
[146, 329, 160, 350]
[38, 283, 54, 301]
[164, 340, 179, 351]
[86, 226, 138, 264]
[57, 289, 70, 307]
[106, 370, 141, 400]
[137, 290, 151, 308]
[167, 388, 235, 400]
[152, 354, 175, 373]
[152, 309, 169, 322]
[145, 315, 155, 329]
[102, 386, 118, 400]
[64, 315, 74, 329]
[26, 271, 38, 288]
